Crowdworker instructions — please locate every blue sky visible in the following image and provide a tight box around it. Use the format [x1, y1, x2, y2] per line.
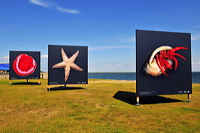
[0, 0, 200, 72]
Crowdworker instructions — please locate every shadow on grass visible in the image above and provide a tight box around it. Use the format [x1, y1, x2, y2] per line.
[113, 91, 183, 105]
[10, 82, 40, 85]
[48, 86, 86, 91]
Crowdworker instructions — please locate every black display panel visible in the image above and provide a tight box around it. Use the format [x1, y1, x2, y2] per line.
[48, 45, 88, 85]
[9, 51, 40, 80]
[136, 30, 192, 96]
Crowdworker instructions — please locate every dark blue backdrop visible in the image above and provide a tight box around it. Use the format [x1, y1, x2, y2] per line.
[136, 30, 192, 96]
[9, 51, 40, 80]
[48, 45, 88, 85]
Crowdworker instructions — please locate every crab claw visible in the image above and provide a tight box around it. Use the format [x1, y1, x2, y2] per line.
[145, 46, 173, 76]
[144, 46, 188, 77]
[169, 47, 188, 52]
[168, 47, 188, 61]
[149, 46, 172, 64]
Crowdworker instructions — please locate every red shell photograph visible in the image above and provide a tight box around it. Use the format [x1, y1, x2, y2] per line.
[13, 54, 37, 76]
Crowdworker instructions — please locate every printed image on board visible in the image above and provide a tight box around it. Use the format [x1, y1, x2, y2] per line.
[9, 51, 40, 80]
[136, 30, 192, 96]
[48, 45, 88, 85]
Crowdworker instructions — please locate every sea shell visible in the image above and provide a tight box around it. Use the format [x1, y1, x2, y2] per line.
[144, 46, 173, 76]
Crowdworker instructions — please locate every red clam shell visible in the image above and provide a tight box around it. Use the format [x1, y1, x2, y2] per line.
[13, 54, 37, 76]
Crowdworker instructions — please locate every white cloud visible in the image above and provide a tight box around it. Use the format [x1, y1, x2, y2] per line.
[0, 56, 9, 60]
[29, 0, 80, 14]
[192, 33, 200, 41]
[0, 56, 9, 63]
[29, 0, 49, 7]
[100, 62, 135, 72]
[192, 60, 200, 65]
[192, 57, 200, 71]
[194, 25, 200, 29]
[89, 45, 133, 51]
[106, 63, 124, 69]
[41, 54, 48, 59]
[121, 37, 136, 43]
[57, 7, 80, 14]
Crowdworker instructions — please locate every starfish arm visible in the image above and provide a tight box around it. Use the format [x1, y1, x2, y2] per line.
[70, 63, 83, 71]
[69, 51, 79, 62]
[61, 48, 69, 62]
[64, 65, 71, 82]
[52, 62, 66, 68]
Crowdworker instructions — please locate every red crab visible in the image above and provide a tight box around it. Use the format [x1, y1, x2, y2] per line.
[145, 46, 188, 77]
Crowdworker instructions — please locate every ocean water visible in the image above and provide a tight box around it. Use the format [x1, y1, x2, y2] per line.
[88, 72, 200, 84]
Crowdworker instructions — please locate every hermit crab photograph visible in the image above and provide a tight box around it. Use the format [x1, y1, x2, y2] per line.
[143, 46, 188, 77]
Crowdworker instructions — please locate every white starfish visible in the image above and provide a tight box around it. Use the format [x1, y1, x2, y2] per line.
[52, 48, 83, 82]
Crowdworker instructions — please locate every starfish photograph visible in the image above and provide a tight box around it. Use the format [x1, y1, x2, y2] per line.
[52, 48, 83, 82]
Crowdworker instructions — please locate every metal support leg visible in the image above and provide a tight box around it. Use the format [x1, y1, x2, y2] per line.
[38, 80, 41, 85]
[136, 96, 140, 106]
[47, 86, 51, 91]
[188, 94, 191, 102]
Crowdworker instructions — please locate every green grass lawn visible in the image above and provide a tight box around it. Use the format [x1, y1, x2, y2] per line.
[0, 79, 200, 133]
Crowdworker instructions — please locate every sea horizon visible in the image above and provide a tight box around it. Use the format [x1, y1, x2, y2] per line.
[1, 72, 200, 84]
[88, 72, 200, 84]
[88, 71, 200, 73]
